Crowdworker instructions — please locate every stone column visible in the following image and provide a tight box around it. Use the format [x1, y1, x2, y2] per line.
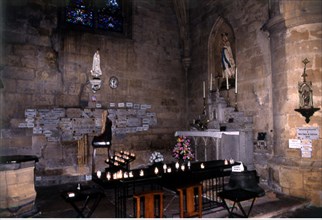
[264, 0, 322, 206]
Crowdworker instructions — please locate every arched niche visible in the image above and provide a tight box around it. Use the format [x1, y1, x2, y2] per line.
[208, 17, 236, 91]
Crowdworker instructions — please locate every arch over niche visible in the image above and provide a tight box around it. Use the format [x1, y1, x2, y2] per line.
[208, 16, 236, 91]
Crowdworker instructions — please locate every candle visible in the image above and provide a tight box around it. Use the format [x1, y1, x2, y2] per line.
[175, 162, 179, 169]
[167, 167, 172, 173]
[106, 172, 111, 180]
[163, 164, 167, 172]
[96, 170, 101, 178]
[139, 169, 144, 176]
[235, 68, 238, 94]
[181, 164, 185, 171]
[200, 163, 205, 169]
[154, 167, 159, 174]
[226, 74, 229, 90]
[210, 74, 213, 91]
[203, 81, 206, 98]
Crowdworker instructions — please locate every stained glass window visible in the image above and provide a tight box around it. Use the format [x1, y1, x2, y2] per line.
[65, 0, 126, 34]
[97, 0, 123, 32]
[66, 0, 94, 27]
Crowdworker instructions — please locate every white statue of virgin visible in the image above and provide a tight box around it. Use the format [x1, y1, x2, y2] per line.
[90, 50, 102, 77]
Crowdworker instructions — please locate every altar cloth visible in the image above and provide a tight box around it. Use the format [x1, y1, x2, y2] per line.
[174, 130, 239, 138]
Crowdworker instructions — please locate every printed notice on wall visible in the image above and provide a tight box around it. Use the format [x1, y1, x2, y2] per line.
[297, 127, 319, 140]
[301, 139, 312, 158]
[289, 139, 301, 149]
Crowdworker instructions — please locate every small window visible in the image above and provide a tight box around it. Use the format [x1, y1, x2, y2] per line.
[63, 0, 131, 37]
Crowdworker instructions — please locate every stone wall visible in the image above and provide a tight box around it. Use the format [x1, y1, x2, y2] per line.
[265, 0, 322, 206]
[0, 0, 185, 183]
[187, 0, 321, 206]
[0, 0, 321, 207]
[188, 0, 273, 171]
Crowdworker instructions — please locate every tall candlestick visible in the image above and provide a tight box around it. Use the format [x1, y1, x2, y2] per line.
[210, 74, 213, 91]
[235, 68, 238, 94]
[203, 81, 205, 98]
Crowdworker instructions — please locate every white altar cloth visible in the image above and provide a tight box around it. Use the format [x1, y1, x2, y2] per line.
[174, 130, 240, 161]
[174, 130, 239, 138]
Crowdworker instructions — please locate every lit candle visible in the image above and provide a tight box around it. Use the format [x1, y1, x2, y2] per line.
[175, 162, 179, 170]
[154, 167, 159, 174]
[210, 74, 213, 91]
[167, 167, 172, 173]
[181, 164, 185, 171]
[200, 163, 205, 169]
[139, 169, 144, 176]
[124, 172, 128, 178]
[163, 164, 167, 172]
[96, 170, 101, 178]
[235, 68, 238, 94]
[203, 81, 206, 98]
[106, 172, 111, 180]
[129, 171, 133, 178]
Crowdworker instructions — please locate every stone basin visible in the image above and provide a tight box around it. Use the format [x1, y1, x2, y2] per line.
[0, 155, 38, 217]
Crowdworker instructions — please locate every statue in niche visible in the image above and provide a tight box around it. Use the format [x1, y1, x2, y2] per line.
[299, 83, 313, 108]
[91, 49, 102, 77]
[298, 58, 313, 109]
[220, 32, 236, 90]
[89, 49, 103, 93]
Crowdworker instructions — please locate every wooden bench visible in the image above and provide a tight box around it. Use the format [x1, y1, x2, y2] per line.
[133, 190, 164, 218]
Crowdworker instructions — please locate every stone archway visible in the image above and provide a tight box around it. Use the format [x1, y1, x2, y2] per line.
[208, 16, 236, 91]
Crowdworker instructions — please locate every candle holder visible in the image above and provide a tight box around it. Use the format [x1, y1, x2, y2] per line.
[234, 93, 238, 112]
[227, 90, 232, 107]
[202, 97, 206, 115]
[294, 58, 320, 123]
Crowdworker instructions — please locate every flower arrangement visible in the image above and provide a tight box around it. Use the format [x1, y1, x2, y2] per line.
[149, 151, 164, 164]
[172, 136, 194, 161]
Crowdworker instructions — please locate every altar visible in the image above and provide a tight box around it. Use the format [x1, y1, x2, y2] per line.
[175, 130, 254, 169]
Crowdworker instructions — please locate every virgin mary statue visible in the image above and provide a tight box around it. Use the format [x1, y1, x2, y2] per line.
[221, 33, 235, 90]
[91, 50, 102, 78]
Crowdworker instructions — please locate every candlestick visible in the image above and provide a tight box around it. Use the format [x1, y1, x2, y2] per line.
[235, 68, 238, 94]
[203, 81, 205, 98]
[210, 74, 213, 91]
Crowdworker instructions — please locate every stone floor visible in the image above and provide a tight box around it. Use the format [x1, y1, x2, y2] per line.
[30, 181, 321, 218]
